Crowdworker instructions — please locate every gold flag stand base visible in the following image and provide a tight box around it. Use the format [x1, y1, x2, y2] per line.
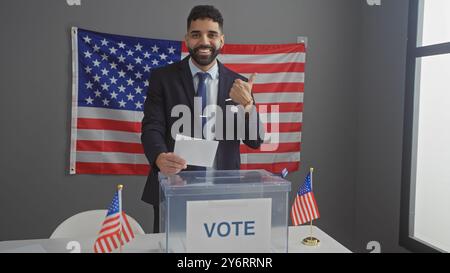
[302, 236, 320, 247]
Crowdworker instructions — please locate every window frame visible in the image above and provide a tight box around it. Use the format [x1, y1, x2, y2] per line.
[400, 0, 450, 253]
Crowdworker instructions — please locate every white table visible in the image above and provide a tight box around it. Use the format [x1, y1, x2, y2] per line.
[288, 226, 351, 253]
[0, 226, 350, 253]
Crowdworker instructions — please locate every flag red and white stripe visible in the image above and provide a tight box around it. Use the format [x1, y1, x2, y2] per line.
[291, 171, 319, 226]
[93, 188, 135, 253]
[291, 191, 320, 226]
[183, 43, 306, 174]
[94, 211, 135, 253]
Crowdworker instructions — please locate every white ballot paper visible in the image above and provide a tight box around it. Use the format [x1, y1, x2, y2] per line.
[174, 134, 218, 167]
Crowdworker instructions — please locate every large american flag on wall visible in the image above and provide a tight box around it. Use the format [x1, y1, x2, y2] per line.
[70, 27, 305, 175]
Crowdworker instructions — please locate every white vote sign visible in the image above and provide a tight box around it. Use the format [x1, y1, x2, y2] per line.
[186, 198, 272, 253]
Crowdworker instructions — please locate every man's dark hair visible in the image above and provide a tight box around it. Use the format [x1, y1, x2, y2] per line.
[187, 5, 223, 31]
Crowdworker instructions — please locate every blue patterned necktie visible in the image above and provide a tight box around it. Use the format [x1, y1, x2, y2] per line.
[196, 72, 209, 137]
[195, 72, 209, 172]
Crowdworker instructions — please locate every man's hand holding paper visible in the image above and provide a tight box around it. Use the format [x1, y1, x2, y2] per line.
[155, 152, 187, 176]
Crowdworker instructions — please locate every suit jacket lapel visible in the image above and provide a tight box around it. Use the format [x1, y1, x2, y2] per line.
[218, 61, 232, 111]
[178, 56, 195, 109]
[216, 61, 234, 170]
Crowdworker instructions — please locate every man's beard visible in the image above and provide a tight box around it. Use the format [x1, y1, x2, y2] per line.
[188, 45, 220, 66]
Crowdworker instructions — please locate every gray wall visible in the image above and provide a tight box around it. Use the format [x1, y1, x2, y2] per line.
[0, 0, 410, 252]
[355, 0, 410, 253]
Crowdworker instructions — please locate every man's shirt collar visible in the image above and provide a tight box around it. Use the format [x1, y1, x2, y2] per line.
[189, 57, 219, 79]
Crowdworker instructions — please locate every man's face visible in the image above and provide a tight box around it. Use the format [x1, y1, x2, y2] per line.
[185, 18, 224, 68]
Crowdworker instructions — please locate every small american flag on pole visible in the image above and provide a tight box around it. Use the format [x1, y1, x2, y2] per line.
[94, 186, 135, 253]
[290, 170, 320, 226]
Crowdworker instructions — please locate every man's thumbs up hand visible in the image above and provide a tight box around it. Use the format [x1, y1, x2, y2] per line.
[229, 73, 257, 112]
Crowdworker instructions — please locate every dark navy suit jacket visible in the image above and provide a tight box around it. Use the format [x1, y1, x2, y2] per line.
[141, 56, 263, 205]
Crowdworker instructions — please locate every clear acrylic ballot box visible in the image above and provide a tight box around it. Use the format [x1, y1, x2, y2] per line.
[159, 170, 291, 253]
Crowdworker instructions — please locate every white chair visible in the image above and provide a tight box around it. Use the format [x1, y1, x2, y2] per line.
[50, 210, 145, 239]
